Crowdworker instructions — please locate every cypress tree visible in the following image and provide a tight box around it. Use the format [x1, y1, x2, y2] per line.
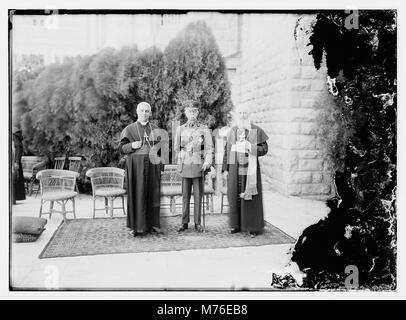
[164, 20, 233, 129]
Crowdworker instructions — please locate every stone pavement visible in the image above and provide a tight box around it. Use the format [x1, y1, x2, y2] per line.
[10, 190, 328, 290]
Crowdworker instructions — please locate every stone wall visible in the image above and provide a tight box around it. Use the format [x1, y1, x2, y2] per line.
[236, 14, 336, 199]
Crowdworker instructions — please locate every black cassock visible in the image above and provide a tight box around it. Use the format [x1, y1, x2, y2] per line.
[13, 131, 26, 202]
[222, 124, 269, 233]
[119, 121, 167, 233]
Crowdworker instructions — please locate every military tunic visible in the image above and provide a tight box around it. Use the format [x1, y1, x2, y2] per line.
[174, 121, 213, 225]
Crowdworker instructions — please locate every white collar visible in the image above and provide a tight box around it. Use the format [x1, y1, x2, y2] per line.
[137, 120, 149, 126]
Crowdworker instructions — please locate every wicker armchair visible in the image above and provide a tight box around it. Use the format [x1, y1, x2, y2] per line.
[86, 167, 126, 218]
[36, 169, 79, 222]
[21, 156, 48, 196]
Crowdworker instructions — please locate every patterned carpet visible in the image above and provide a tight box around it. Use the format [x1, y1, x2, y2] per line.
[39, 215, 295, 259]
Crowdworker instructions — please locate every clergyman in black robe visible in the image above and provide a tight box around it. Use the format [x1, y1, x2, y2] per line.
[119, 102, 168, 236]
[222, 108, 269, 237]
[12, 127, 26, 202]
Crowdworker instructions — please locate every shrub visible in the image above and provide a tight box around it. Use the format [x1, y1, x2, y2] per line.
[292, 10, 397, 289]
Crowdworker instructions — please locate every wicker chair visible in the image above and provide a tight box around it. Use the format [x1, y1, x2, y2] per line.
[160, 164, 215, 214]
[21, 156, 48, 196]
[160, 165, 182, 213]
[220, 177, 229, 214]
[36, 169, 79, 222]
[68, 157, 82, 172]
[68, 156, 82, 197]
[34, 156, 66, 199]
[54, 156, 66, 170]
[86, 167, 126, 218]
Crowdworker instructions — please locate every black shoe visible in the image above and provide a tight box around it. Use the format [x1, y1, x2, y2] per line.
[195, 224, 204, 232]
[133, 231, 147, 237]
[249, 232, 258, 238]
[149, 226, 163, 234]
[230, 228, 240, 234]
[178, 224, 188, 232]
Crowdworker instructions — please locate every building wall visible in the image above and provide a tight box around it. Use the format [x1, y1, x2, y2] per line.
[12, 13, 240, 69]
[237, 14, 335, 199]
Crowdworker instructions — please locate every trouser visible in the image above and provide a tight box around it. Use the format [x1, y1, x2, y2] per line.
[181, 177, 204, 225]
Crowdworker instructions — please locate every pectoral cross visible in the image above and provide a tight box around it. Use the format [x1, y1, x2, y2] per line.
[239, 131, 246, 142]
[144, 132, 149, 142]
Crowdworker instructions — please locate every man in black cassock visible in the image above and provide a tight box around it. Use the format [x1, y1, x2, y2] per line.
[222, 105, 269, 237]
[12, 126, 26, 203]
[119, 102, 167, 236]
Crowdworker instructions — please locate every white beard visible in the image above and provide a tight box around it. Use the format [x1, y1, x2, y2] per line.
[237, 119, 251, 130]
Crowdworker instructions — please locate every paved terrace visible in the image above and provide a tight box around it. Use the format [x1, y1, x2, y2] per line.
[10, 191, 328, 290]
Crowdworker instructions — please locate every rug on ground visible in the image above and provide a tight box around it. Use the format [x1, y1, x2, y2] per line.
[39, 214, 295, 259]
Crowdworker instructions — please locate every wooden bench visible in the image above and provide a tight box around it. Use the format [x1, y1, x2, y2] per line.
[160, 164, 215, 214]
[21, 156, 48, 196]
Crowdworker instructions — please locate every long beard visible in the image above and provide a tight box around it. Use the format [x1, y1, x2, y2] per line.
[237, 119, 251, 130]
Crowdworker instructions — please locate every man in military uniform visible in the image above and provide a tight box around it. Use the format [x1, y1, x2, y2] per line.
[174, 105, 213, 232]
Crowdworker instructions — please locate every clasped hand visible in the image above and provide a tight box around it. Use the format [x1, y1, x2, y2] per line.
[236, 140, 252, 153]
[243, 140, 252, 153]
[201, 161, 211, 171]
[132, 141, 142, 149]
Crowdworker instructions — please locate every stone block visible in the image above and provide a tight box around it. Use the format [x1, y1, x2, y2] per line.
[269, 122, 300, 135]
[312, 172, 323, 183]
[286, 122, 301, 134]
[269, 134, 285, 148]
[268, 109, 290, 122]
[300, 99, 317, 109]
[322, 171, 334, 184]
[298, 150, 320, 159]
[270, 167, 285, 182]
[286, 184, 301, 196]
[299, 66, 323, 80]
[260, 164, 271, 176]
[289, 171, 312, 184]
[285, 135, 316, 150]
[283, 152, 299, 171]
[269, 178, 286, 194]
[290, 66, 302, 79]
[289, 109, 317, 122]
[301, 183, 331, 195]
[271, 80, 291, 95]
[298, 159, 324, 171]
[300, 122, 317, 135]
[291, 80, 312, 92]
[311, 79, 327, 92]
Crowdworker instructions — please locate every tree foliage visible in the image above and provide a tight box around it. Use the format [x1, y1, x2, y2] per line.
[12, 20, 233, 173]
[164, 21, 233, 129]
[292, 10, 397, 289]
